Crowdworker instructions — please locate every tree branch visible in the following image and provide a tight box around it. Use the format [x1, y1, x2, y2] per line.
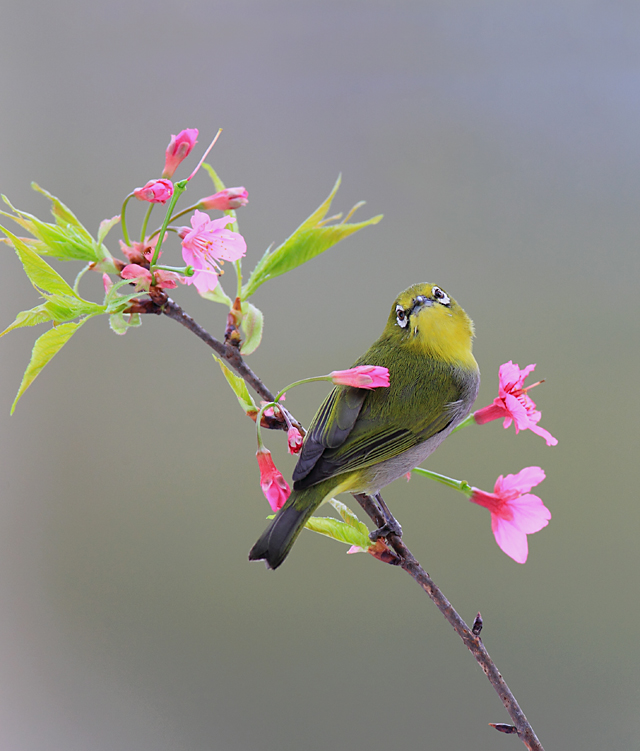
[133, 292, 545, 750]
[352, 493, 544, 751]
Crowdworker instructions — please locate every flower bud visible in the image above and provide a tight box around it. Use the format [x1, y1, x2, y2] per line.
[198, 187, 248, 211]
[133, 179, 174, 204]
[162, 128, 198, 178]
[287, 427, 304, 455]
[256, 447, 290, 512]
[330, 365, 390, 389]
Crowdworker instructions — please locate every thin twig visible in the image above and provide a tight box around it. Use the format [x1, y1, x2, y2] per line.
[134, 293, 544, 750]
[352, 493, 544, 751]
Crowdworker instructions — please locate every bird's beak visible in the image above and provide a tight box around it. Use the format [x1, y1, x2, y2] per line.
[412, 297, 433, 314]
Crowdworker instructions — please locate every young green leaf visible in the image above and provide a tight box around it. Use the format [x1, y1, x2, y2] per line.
[198, 280, 233, 306]
[108, 311, 141, 335]
[240, 302, 264, 355]
[1, 305, 53, 337]
[1, 189, 98, 262]
[304, 504, 371, 549]
[201, 163, 226, 194]
[212, 354, 258, 415]
[4, 229, 77, 296]
[329, 498, 371, 537]
[97, 215, 121, 245]
[242, 176, 382, 298]
[31, 183, 94, 241]
[200, 164, 240, 232]
[10, 319, 88, 414]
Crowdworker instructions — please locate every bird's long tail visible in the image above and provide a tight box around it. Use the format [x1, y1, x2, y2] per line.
[249, 485, 328, 569]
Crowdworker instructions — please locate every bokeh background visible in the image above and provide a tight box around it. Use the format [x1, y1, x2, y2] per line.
[1, 2, 638, 749]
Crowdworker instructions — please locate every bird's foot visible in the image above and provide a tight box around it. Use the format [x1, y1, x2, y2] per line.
[369, 517, 403, 541]
[368, 492, 403, 540]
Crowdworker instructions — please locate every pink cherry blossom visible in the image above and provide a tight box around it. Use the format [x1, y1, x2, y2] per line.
[256, 447, 291, 512]
[474, 361, 557, 446]
[162, 128, 198, 178]
[469, 466, 551, 564]
[133, 179, 174, 204]
[199, 187, 249, 211]
[287, 427, 304, 455]
[179, 210, 246, 294]
[330, 365, 390, 389]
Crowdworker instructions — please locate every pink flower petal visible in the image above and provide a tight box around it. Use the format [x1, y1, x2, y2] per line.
[470, 466, 550, 563]
[491, 516, 529, 563]
[498, 466, 546, 495]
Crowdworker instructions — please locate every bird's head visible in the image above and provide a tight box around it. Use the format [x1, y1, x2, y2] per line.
[384, 283, 477, 368]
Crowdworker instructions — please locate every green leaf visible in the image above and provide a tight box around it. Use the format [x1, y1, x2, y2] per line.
[41, 293, 104, 322]
[329, 498, 371, 536]
[200, 163, 240, 231]
[97, 214, 121, 245]
[4, 229, 77, 296]
[304, 500, 371, 549]
[1, 188, 98, 262]
[10, 320, 87, 414]
[240, 302, 264, 355]
[212, 354, 258, 415]
[1, 304, 53, 336]
[31, 183, 94, 241]
[198, 280, 233, 306]
[242, 176, 382, 298]
[108, 311, 141, 335]
[202, 163, 226, 194]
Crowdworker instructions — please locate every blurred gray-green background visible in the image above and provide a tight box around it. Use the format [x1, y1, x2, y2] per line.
[1, 2, 638, 749]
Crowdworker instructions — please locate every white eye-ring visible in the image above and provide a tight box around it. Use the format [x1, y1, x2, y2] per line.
[432, 286, 451, 306]
[396, 304, 409, 328]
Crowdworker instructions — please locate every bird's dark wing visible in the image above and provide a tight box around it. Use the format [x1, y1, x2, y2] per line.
[294, 405, 454, 489]
[292, 385, 368, 484]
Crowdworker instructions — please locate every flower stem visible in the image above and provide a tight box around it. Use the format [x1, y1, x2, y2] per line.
[411, 467, 473, 497]
[154, 264, 194, 275]
[149, 179, 188, 270]
[73, 263, 91, 295]
[139, 203, 154, 243]
[451, 412, 476, 433]
[168, 203, 200, 224]
[120, 194, 134, 246]
[273, 375, 334, 404]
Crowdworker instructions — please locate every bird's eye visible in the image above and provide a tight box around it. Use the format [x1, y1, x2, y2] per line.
[432, 286, 451, 306]
[396, 305, 409, 328]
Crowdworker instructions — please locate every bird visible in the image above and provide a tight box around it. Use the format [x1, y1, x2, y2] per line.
[249, 282, 480, 569]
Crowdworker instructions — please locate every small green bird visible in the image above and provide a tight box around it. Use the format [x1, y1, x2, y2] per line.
[249, 283, 480, 569]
